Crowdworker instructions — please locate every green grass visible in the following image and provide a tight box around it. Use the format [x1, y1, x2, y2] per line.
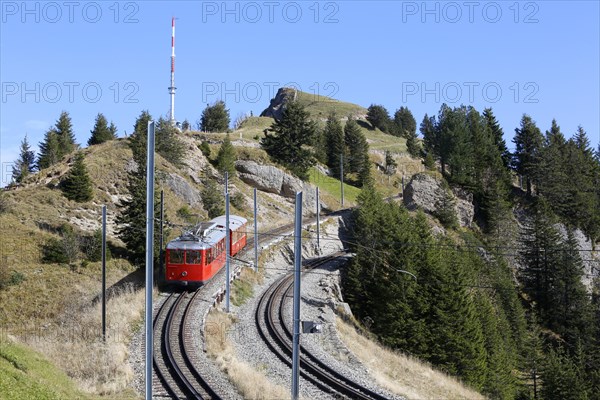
[308, 167, 361, 208]
[295, 90, 367, 119]
[0, 339, 98, 400]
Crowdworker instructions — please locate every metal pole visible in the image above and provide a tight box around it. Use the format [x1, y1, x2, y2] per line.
[144, 121, 156, 400]
[225, 192, 231, 313]
[316, 187, 320, 250]
[160, 189, 164, 277]
[340, 154, 344, 207]
[253, 188, 258, 272]
[101, 205, 106, 342]
[291, 191, 303, 400]
[224, 171, 229, 194]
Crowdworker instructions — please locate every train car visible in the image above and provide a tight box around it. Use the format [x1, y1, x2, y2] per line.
[165, 215, 248, 287]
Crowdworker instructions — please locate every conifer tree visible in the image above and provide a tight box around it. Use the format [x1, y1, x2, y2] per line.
[344, 119, 371, 187]
[116, 111, 162, 265]
[392, 107, 417, 138]
[483, 108, 511, 169]
[155, 117, 186, 167]
[201, 168, 225, 218]
[200, 101, 230, 132]
[324, 113, 345, 177]
[12, 135, 36, 183]
[88, 113, 117, 145]
[216, 133, 236, 176]
[260, 101, 317, 180]
[512, 114, 543, 196]
[366, 104, 391, 133]
[61, 152, 93, 202]
[55, 111, 77, 154]
[384, 151, 397, 176]
[37, 128, 61, 170]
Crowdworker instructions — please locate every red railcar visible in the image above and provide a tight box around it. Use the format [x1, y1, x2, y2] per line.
[165, 215, 247, 287]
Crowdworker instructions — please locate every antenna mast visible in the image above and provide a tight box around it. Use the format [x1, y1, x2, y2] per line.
[168, 17, 177, 126]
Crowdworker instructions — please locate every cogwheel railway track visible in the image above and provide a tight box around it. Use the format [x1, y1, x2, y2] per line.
[153, 291, 222, 400]
[255, 253, 390, 400]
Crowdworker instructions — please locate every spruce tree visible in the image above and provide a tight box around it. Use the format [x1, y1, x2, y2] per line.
[405, 129, 420, 158]
[392, 106, 417, 138]
[216, 133, 236, 176]
[155, 117, 186, 167]
[88, 113, 117, 145]
[260, 101, 317, 180]
[116, 111, 162, 265]
[512, 114, 543, 196]
[324, 113, 345, 178]
[12, 135, 36, 183]
[55, 111, 77, 154]
[37, 128, 61, 170]
[201, 168, 225, 218]
[384, 151, 397, 176]
[344, 119, 370, 187]
[200, 100, 230, 132]
[61, 152, 93, 202]
[482, 108, 511, 169]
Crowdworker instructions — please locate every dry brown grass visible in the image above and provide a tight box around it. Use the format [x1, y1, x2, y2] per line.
[335, 318, 485, 400]
[205, 309, 291, 400]
[17, 285, 145, 397]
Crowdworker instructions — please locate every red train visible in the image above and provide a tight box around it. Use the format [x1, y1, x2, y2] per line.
[165, 215, 247, 287]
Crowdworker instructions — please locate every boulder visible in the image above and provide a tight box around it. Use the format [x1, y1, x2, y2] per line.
[164, 172, 202, 208]
[235, 160, 323, 212]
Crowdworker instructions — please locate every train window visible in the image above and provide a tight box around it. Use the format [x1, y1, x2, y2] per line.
[186, 250, 201, 264]
[169, 250, 184, 264]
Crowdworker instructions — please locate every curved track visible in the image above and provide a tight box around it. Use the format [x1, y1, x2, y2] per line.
[255, 254, 390, 400]
[153, 291, 222, 400]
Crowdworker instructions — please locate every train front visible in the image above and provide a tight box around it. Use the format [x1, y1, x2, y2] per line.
[165, 238, 209, 288]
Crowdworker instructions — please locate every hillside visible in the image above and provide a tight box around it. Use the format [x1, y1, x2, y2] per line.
[0, 88, 434, 398]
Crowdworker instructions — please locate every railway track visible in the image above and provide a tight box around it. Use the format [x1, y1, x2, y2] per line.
[153, 291, 222, 399]
[255, 254, 390, 400]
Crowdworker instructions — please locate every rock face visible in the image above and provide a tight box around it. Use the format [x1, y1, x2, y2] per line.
[235, 160, 320, 211]
[452, 187, 475, 228]
[403, 172, 474, 227]
[164, 172, 202, 208]
[260, 87, 297, 120]
[555, 225, 599, 291]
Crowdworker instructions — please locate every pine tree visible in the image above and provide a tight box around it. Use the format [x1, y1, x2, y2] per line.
[512, 114, 543, 196]
[405, 129, 420, 158]
[61, 152, 93, 202]
[366, 104, 391, 133]
[260, 101, 317, 180]
[541, 346, 589, 400]
[216, 133, 236, 176]
[324, 113, 345, 177]
[88, 113, 117, 145]
[37, 128, 61, 170]
[200, 101, 230, 132]
[344, 119, 371, 187]
[12, 135, 36, 183]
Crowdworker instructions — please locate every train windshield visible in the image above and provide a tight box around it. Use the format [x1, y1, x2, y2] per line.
[186, 250, 202, 265]
[169, 250, 184, 264]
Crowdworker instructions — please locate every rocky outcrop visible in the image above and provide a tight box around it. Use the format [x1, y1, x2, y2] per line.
[452, 187, 475, 228]
[260, 87, 297, 120]
[235, 160, 321, 212]
[555, 225, 599, 291]
[403, 172, 474, 227]
[164, 173, 202, 208]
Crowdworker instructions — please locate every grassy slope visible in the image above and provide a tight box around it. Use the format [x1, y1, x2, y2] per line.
[0, 339, 98, 400]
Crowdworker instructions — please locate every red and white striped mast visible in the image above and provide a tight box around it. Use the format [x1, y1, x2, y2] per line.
[168, 17, 177, 126]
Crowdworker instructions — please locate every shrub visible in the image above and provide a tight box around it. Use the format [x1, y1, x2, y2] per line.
[42, 224, 81, 265]
[199, 141, 211, 158]
[177, 205, 195, 223]
[231, 192, 247, 210]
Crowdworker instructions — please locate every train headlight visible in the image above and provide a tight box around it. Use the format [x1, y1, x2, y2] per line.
[182, 271, 188, 277]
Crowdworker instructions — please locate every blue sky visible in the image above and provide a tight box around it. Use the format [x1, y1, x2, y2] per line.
[1, 1, 599, 185]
